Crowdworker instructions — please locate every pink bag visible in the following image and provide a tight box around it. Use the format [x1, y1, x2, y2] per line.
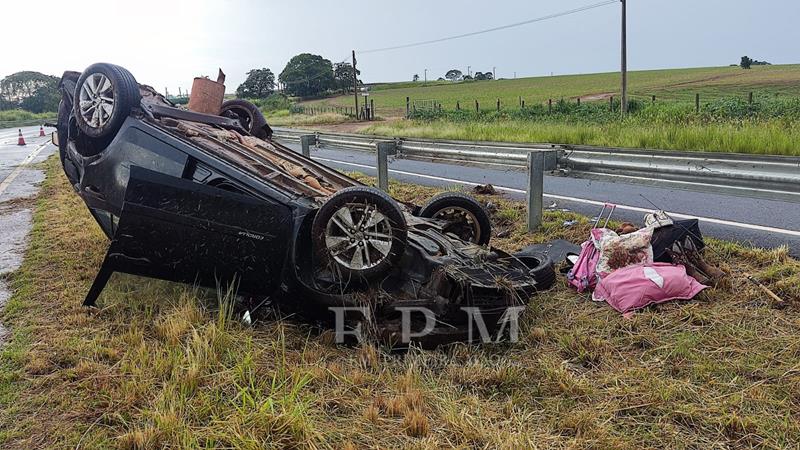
[567, 240, 601, 292]
[592, 263, 707, 314]
[567, 204, 617, 293]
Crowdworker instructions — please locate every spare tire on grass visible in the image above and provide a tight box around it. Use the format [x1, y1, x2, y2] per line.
[419, 192, 492, 245]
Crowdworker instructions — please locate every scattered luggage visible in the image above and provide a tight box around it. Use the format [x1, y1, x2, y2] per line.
[592, 263, 708, 314]
[566, 206, 726, 314]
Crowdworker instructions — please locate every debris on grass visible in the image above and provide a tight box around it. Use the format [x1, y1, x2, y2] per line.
[0, 158, 798, 448]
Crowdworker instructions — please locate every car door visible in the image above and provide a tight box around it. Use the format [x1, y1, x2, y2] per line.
[102, 165, 293, 297]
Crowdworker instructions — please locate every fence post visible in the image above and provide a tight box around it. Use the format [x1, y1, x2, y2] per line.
[609, 96, 614, 111]
[497, 99, 500, 111]
[406, 97, 410, 117]
[749, 92, 753, 104]
[652, 95, 656, 103]
[577, 97, 581, 106]
[695, 93, 700, 113]
[526, 151, 545, 231]
[370, 99, 375, 120]
[475, 100, 479, 112]
[521, 99, 525, 109]
[456, 101, 460, 110]
[376, 141, 396, 192]
[548, 99, 552, 113]
[300, 134, 315, 158]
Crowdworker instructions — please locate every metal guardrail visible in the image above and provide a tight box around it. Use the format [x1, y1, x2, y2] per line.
[272, 127, 800, 202]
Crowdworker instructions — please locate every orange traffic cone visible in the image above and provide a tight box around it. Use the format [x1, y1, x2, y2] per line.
[39, 125, 45, 137]
[17, 129, 26, 146]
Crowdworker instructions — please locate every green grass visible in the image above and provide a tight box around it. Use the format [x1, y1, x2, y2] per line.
[265, 110, 357, 127]
[305, 64, 800, 115]
[363, 117, 800, 156]
[1, 157, 799, 448]
[0, 109, 53, 123]
[281, 65, 800, 155]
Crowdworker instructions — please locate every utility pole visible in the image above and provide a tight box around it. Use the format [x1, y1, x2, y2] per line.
[467, 65, 471, 77]
[424, 68, 427, 84]
[352, 50, 359, 120]
[493, 66, 496, 79]
[621, 0, 628, 114]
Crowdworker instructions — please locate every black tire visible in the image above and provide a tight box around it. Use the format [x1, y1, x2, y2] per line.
[73, 63, 140, 140]
[57, 99, 80, 187]
[515, 251, 556, 291]
[312, 186, 407, 280]
[419, 192, 492, 245]
[56, 99, 70, 164]
[220, 99, 272, 139]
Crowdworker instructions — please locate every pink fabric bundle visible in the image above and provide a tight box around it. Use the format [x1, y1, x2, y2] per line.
[592, 263, 707, 314]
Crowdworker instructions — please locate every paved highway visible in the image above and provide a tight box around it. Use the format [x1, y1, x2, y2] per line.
[0, 126, 56, 342]
[276, 140, 800, 257]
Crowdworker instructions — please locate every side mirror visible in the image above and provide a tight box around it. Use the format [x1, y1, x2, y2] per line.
[51, 131, 59, 147]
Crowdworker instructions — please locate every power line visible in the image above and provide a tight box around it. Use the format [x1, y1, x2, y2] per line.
[357, 0, 618, 54]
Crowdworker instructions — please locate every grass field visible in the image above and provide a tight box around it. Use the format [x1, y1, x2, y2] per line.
[1, 157, 799, 448]
[0, 109, 55, 126]
[304, 64, 800, 115]
[275, 64, 800, 155]
[363, 115, 800, 156]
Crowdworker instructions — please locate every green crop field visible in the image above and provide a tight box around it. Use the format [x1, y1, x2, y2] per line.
[304, 64, 800, 116]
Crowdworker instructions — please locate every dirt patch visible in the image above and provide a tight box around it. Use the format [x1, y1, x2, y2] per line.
[578, 92, 616, 101]
[305, 117, 402, 134]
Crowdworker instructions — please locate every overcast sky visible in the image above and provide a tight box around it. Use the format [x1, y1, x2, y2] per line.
[2, 0, 798, 94]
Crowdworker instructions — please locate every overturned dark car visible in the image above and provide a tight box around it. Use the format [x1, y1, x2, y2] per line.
[56, 63, 555, 346]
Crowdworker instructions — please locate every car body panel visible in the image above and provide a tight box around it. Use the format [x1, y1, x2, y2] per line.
[108, 166, 292, 295]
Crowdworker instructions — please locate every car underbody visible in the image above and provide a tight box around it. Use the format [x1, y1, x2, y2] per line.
[57, 63, 555, 347]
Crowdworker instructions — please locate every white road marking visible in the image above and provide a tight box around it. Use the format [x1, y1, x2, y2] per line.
[0, 142, 51, 197]
[315, 156, 800, 238]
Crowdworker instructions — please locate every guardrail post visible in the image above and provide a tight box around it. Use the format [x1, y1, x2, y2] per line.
[527, 151, 545, 231]
[300, 134, 315, 157]
[695, 93, 700, 113]
[376, 141, 396, 192]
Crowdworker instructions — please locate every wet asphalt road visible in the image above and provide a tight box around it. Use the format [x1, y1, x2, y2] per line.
[277, 140, 800, 257]
[0, 126, 56, 342]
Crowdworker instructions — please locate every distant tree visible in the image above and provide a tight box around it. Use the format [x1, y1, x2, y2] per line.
[462, 74, 473, 81]
[445, 69, 463, 82]
[437, 77, 445, 81]
[474, 71, 486, 81]
[740, 56, 753, 70]
[0, 71, 59, 112]
[333, 62, 360, 93]
[279, 53, 335, 97]
[235, 68, 275, 99]
[413, 74, 419, 82]
[484, 71, 494, 80]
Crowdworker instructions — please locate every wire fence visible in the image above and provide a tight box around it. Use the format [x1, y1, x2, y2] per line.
[399, 89, 785, 117]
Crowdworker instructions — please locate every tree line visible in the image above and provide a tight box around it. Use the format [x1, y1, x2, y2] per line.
[237, 53, 360, 100]
[412, 70, 495, 83]
[0, 71, 60, 113]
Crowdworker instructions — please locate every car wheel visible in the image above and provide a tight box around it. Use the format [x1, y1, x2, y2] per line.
[220, 99, 271, 139]
[515, 251, 556, 290]
[418, 192, 492, 245]
[312, 186, 407, 279]
[57, 99, 80, 186]
[73, 63, 140, 140]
